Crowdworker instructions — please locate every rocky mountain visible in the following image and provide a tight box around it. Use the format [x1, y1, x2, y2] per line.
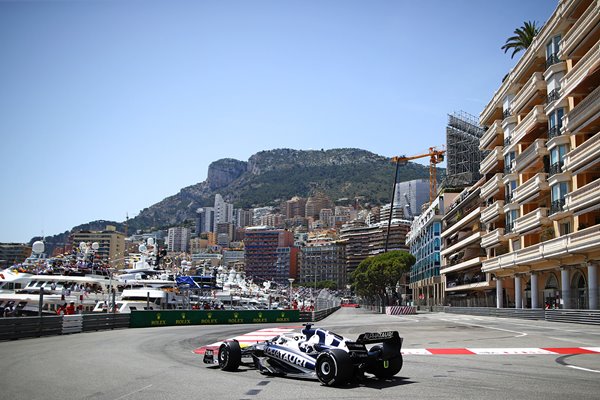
[127, 148, 438, 233]
[35, 148, 440, 252]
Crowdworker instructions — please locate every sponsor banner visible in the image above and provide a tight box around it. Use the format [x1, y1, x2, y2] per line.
[130, 310, 300, 328]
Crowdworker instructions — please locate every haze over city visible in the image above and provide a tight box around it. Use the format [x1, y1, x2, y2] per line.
[0, 0, 555, 243]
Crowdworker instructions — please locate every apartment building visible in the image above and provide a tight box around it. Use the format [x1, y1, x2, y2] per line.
[441, 185, 494, 307]
[299, 243, 347, 289]
[167, 227, 190, 253]
[339, 220, 410, 279]
[243, 227, 296, 283]
[214, 194, 234, 232]
[0, 243, 32, 267]
[479, 0, 600, 309]
[70, 226, 125, 264]
[407, 192, 458, 306]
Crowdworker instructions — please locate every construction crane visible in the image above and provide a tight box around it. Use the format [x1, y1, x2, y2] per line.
[391, 146, 446, 203]
[384, 145, 446, 253]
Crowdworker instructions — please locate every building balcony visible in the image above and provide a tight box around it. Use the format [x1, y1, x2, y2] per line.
[511, 105, 548, 145]
[514, 138, 549, 173]
[512, 173, 549, 204]
[547, 125, 566, 140]
[561, 38, 600, 98]
[549, 160, 565, 176]
[546, 88, 561, 105]
[514, 207, 550, 234]
[504, 221, 518, 239]
[511, 72, 547, 116]
[565, 178, 600, 215]
[565, 85, 600, 135]
[480, 120, 503, 150]
[483, 224, 600, 273]
[479, 146, 503, 175]
[481, 200, 505, 225]
[441, 256, 485, 276]
[564, 130, 600, 174]
[569, 224, 600, 254]
[545, 53, 561, 70]
[480, 173, 504, 200]
[481, 228, 507, 249]
[559, 0, 600, 59]
[549, 198, 572, 220]
[441, 231, 483, 258]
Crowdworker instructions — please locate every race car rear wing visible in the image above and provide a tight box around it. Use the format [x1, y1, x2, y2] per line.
[355, 331, 402, 345]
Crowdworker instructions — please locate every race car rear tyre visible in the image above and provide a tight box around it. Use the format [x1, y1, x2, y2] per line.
[367, 346, 403, 379]
[218, 340, 241, 371]
[315, 349, 353, 386]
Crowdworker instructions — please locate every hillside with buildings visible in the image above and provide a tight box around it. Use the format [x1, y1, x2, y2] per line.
[126, 148, 436, 233]
[19, 148, 437, 257]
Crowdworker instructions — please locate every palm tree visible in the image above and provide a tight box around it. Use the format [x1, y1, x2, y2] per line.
[501, 20, 541, 59]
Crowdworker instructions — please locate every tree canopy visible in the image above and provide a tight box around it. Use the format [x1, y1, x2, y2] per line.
[501, 20, 540, 59]
[350, 250, 415, 297]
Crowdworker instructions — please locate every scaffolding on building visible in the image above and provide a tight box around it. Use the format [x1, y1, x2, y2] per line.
[444, 110, 486, 189]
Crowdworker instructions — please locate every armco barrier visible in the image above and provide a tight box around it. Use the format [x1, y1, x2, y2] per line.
[436, 306, 600, 325]
[83, 314, 130, 331]
[129, 309, 300, 328]
[62, 315, 83, 334]
[545, 309, 600, 325]
[0, 316, 62, 340]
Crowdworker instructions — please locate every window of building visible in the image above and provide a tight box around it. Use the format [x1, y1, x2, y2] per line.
[504, 151, 515, 173]
[559, 221, 571, 235]
[506, 209, 519, 232]
[505, 180, 517, 202]
[548, 107, 564, 140]
[546, 35, 561, 64]
[551, 182, 568, 202]
[549, 143, 568, 175]
[550, 144, 567, 165]
[546, 35, 562, 69]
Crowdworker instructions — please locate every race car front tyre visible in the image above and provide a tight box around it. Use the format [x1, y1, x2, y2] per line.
[315, 349, 353, 386]
[218, 340, 241, 371]
[366, 345, 403, 379]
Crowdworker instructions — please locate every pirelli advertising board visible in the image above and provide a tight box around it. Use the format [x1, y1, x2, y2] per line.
[130, 309, 300, 328]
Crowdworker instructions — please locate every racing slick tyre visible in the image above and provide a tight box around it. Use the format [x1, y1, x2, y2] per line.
[218, 340, 242, 371]
[366, 345, 403, 379]
[315, 349, 353, 386]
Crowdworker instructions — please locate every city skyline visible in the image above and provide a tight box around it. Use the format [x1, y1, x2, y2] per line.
[0, 0, 555, 242]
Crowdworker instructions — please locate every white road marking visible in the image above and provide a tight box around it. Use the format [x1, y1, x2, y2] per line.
[440, 318, 528, 337]
[566, 365, 600, 374]
[467, 348, 556, 355]
[113, 384, 153, 400]
[581, 347, 600, 352]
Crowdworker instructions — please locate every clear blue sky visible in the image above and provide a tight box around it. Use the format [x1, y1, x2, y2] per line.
[0, 0, 556, 243]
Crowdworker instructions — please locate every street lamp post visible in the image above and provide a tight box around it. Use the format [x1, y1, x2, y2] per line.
[288, 278, 295, 309]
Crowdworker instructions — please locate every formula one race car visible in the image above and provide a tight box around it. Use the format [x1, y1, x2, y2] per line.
[203, 324, 403, 386]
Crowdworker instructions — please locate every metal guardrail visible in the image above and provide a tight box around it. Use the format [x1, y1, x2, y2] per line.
[0, 313, 130, 341]
[545, 309, 600, 325]
[83, 314, 130, 331]
[299, 306, 340, 322]
[0, 316, 63, 340]
[434, 306, 600, 325]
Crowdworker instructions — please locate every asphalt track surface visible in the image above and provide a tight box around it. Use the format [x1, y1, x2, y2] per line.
[1, 308, 599, 400]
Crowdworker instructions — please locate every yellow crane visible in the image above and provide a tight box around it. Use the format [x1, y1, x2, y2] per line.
[391, 146, 446, 203]
[384, 146, 446, 252]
